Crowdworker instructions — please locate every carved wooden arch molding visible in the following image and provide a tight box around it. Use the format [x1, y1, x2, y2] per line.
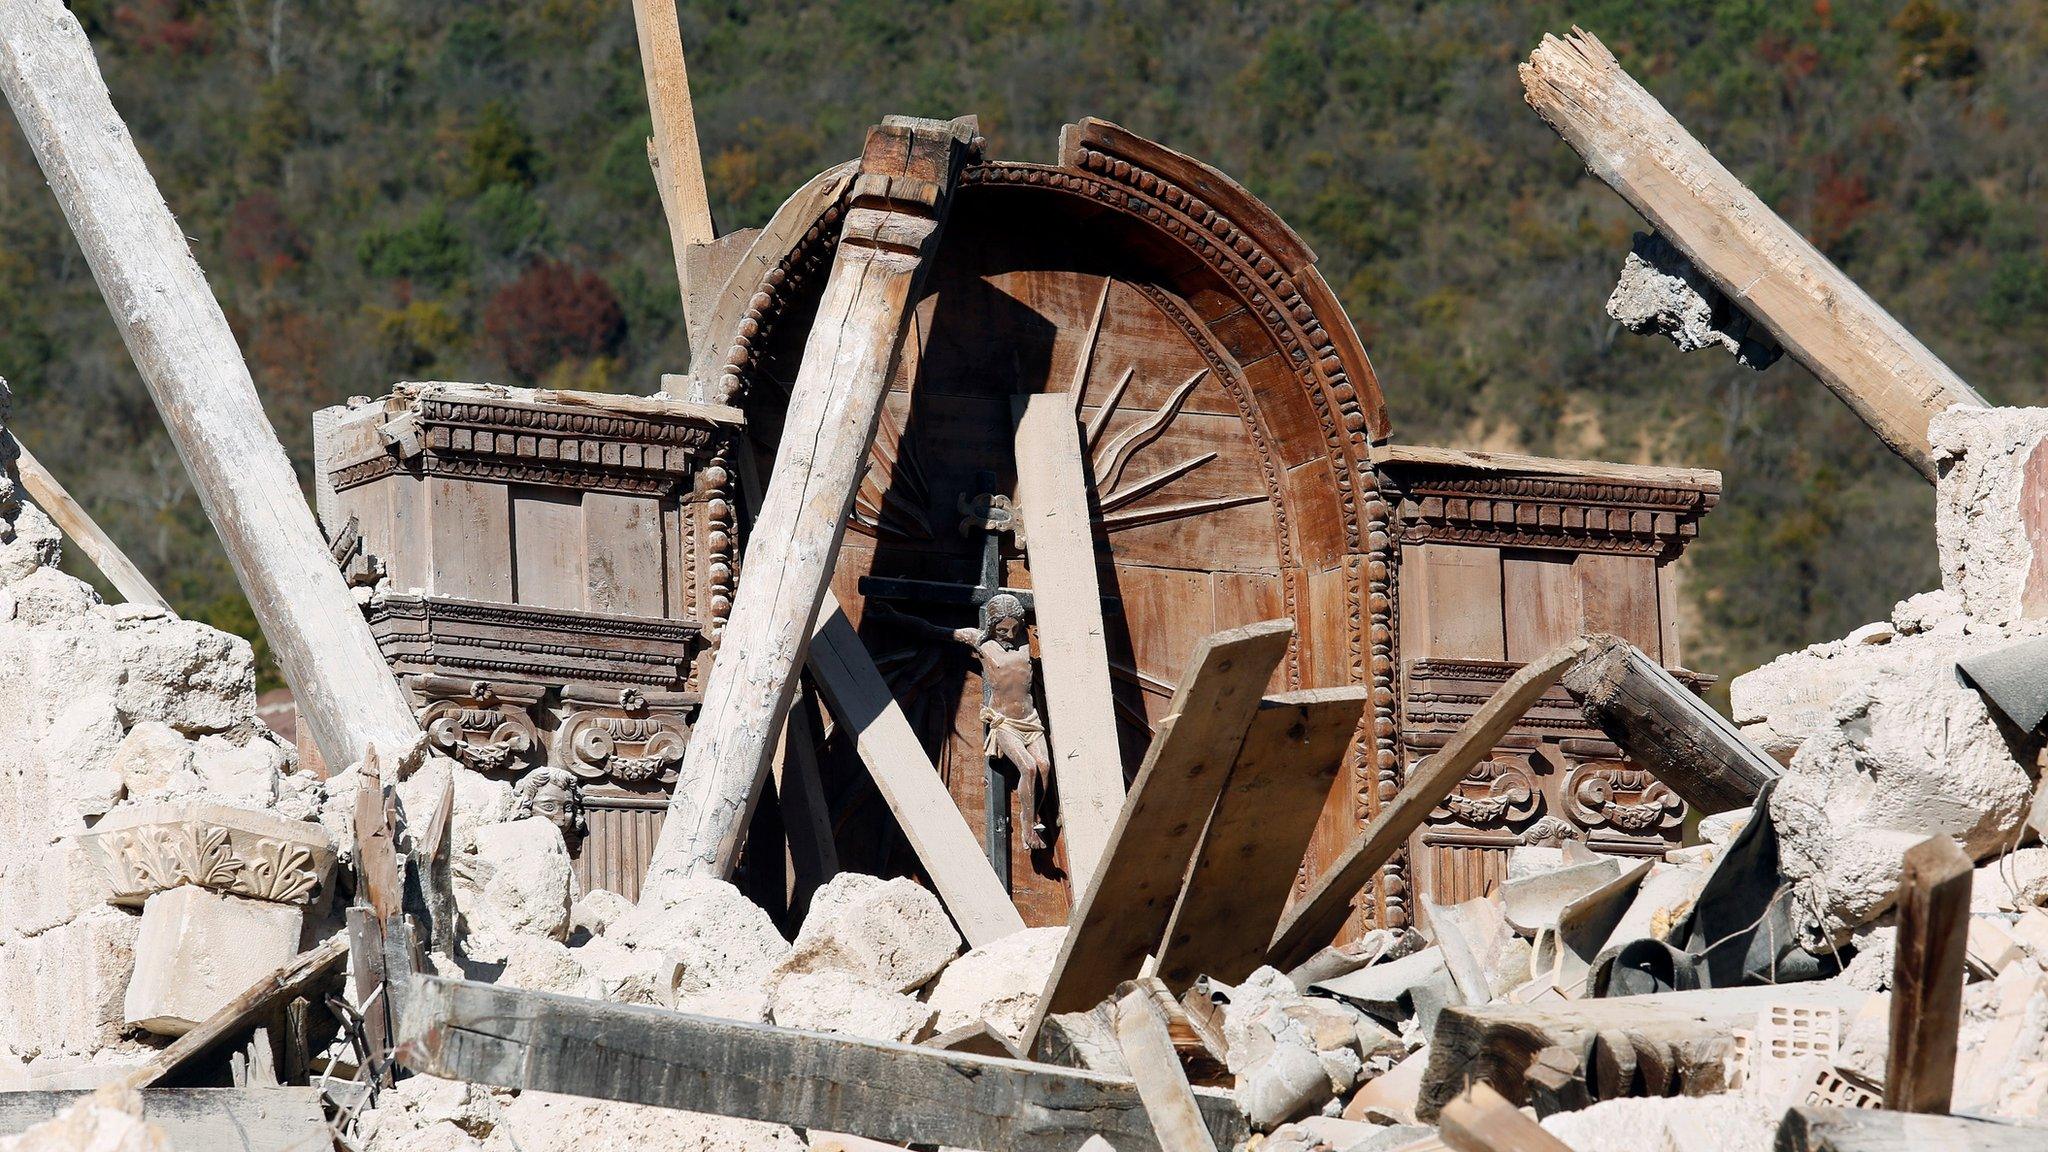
[701, 118, 1410, 930]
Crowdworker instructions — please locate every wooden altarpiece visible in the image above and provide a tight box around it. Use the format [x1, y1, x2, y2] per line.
[699, 118, 1720, 933]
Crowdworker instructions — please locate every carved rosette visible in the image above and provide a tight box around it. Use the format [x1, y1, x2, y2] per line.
[554, 687, 692, 786]
[1562, 762, 1685, 837]
[1519, 815, 1585, 848]
[81, 803, 336, 907]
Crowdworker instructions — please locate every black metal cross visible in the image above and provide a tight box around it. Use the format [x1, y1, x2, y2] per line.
[859, 472, 1033, 889]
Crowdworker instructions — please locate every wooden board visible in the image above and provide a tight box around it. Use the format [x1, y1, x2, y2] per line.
[395, 975, 1246, 1152]
[1884, 834, 1971, 1113]
[1776, 1106, 2048, 1152]
[1112, 981, 1219, 1152]
[1268, 640, 1587, 970]
[12, 442, 167, 608]
[808, 593, 1026, 947]
[1013, 392, 1125, 894]
[1406, 544, 1506, 660]
[1157, 686, 1369, 988]
[1573, 554, 1659, 655]
[1438, 1082, 1577, 1152]
[0, 1089, 327, 1152]
[1026, 620, 1293, 1043]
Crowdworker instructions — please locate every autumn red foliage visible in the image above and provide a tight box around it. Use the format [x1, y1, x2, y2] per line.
[482, 259, 626, 379]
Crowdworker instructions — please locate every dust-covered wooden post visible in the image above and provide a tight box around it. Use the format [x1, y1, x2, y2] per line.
[1521, 28, 1985, 481]
[1884, 835, 1971, 1114]
[644, 116, 977, 891]
[0, 0, 421, 769]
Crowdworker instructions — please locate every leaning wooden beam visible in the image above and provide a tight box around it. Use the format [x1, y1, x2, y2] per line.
[396, 975, 1245, 1152]
[1520, 28, 1985, 481]
[808, 594, 1026, 946]
[1561, 633, 1778, 814]
[1157, 686, 1369, 988]
[0, 1089, 328, 1151]
[1013, 392, 1125, 893]
[1439, 1082, 1578, 1152]
[772, 683, 840, 916]
[1025, 620, 1294, 1048]
[115, 934, 349, 1091]
[1884, 834, 1971, 1114]
[0, 0, 421, 770]
[646, 115, 977, 888]
[628, 0, 717, 354]
[1413, 982, 1867, 1123]
[1268, 640, 1588, 971]
[1776, 1106, 2048, 1152]
[1113, 980, 1219, 1152]
[12, 440, 167, 608]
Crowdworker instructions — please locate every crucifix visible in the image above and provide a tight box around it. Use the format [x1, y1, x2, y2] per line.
[859, 471, 1040, 891]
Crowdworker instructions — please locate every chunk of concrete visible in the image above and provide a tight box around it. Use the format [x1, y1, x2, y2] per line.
[1933, 406, 2048, 626]
[775, 873, 960, 993]
[1310, 947, 1460, 1032]
[123, 884, 302, 1035]
[605, 875, 787, 1009]
[921, 924, 1060, 1048]
[0, 1086, 170, 1152]
[769, 970, 933, 1043]
[454, 817, 572, 961]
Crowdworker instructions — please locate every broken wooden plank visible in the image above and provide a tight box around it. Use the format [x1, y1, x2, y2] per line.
[1561, 634, 1777, 814]
[1776, 1106, 2048, 1152]
[1113, 980, 1219, 1152]
[647, 115, 978, 889]
[0, 1088, 328, 1151]
[116, 934, 349, 1091]
[1884, 834, 1971, 1114]
[1158, 686, 1369, 988]
[1520, 28, 1985, 481]
[1269, 640, 1588, 971]
[1012, 392, 1124, 894]
[1438, 1082, 1577, 1152]
[628, 0, 717, 355]
[771, 682, 839, 920]
[0, 0, 422, 770]
[1415, 982, 1868, 1122]
[12, 441, 167, 608]
[1026, 620, 1294, 1047]
[395, 975, 1244, 1152]
[808, 593, 1026, 946]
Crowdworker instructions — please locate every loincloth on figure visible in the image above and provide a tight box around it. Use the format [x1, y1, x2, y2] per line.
[979, 705, 1050, 769]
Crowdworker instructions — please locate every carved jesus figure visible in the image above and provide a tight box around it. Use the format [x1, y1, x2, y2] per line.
[872, 593, 1054, 850]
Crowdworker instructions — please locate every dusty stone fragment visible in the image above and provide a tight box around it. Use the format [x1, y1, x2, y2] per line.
[1234, 1037, 1329, 1133]
[1605, 231, 1781, 369]
[496, 938, 595, 998]
[775, 873, 960, 993]
[123, 885, 301, 1035]
[1539, 1092, 1777, 1152]
[922, 924, 1061, 1047]
[454, 817, 572, 961]
[769, 970, 933, 1043]
[109, 723, 197, 801]
[560, 938, 671, 1007]
[568, 889, 632, 940]
[0, 1086, 169, 1152]
[1501, 857, 1621, 937]
[606, 875, 787, 1007]
[1933, 406, 2048, 625]
[489, 1089, 803, 1152]
[1974, 847, 2048, 913]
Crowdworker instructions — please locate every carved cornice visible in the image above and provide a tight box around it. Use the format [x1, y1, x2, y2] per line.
[329, 387, 733, 498]
[1383, 466, 1719, 560]
[82, 803, 336, 906]
[368, 594, 699, 689]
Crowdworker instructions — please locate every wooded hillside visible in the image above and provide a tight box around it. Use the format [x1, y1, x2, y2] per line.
[1, 0, 2041, 687]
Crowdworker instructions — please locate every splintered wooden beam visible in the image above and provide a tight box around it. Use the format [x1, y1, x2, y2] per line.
[1024, 620, 1294, 1050]
[647, 116, 977, 890]
[1521, 28, 1984, 481]
[0, 0, 422, 769]
[1268, 640, 1588, 971]
[395, 975, 1245, 1152]
[629, 0, 717, 355]
[1157, 686, 1369, 989]
[1884, 835, 1972, 1114]
[1013, 392, 1124, 893]
[1439, 1082, 1579, 1152]
[0, 1089, 328, 1151]
[808, 593, 1026, 946]
[1561, 634, 1777, 814]
[12, 440, 167, 608]
[1113, 980, 1219, 1152]
[1776, 1106, 2048, 1152]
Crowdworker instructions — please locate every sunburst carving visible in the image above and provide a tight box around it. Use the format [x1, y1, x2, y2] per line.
[1066, 280, 1264, 532]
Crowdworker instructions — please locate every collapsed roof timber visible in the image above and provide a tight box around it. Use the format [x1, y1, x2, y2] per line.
[0, 5, 2041, 1151]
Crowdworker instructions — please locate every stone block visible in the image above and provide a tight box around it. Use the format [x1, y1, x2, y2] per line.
[775, 873, 959, 993]
[124, 885, 302, 1035]
[455, 817, 572, 961]
[1933, 406, 2048, 625]
[603, 875, 785, 1004]
[768, 970, 933, 1043]
[922, 925, 1061, 1048]
[81, 801, 336, 907]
